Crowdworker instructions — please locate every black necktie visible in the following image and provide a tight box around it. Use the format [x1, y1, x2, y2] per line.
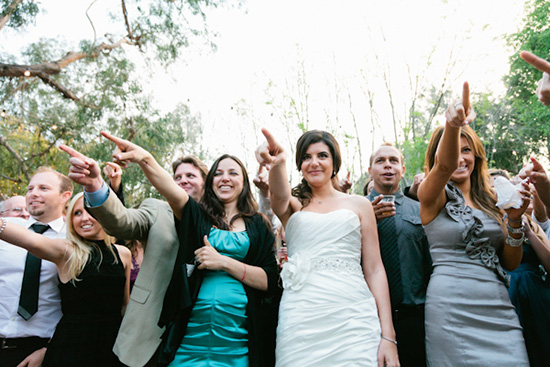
[378, 215, 403, 306]
[18, 223, 50, 320]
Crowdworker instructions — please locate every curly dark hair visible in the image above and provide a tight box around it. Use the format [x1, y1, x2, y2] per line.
[291, 130, 342, 207]
[200, 154, 258, 230]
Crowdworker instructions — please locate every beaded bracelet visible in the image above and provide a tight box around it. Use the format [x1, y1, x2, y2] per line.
[506, 232, 524, 247]
[381, 335, 398, 345]
[506, 222, 525, 235]
[0, 217, 6, 236]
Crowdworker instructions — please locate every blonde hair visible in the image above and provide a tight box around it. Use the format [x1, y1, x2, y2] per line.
[64, 193, 117, 283]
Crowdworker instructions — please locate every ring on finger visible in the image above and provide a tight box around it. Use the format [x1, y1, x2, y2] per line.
[454, 103, 462, 109]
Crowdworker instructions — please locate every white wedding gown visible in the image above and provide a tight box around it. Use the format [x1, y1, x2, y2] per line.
[276, 209, 381, 366]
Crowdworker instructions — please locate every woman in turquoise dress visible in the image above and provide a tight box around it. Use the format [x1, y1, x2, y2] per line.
[98, 133, 279, 367]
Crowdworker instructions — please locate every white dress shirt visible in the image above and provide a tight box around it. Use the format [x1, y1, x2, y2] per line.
[0, 217, 65, 338]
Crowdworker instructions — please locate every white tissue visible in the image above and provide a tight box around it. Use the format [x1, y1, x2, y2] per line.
[493, 176, 523, 209]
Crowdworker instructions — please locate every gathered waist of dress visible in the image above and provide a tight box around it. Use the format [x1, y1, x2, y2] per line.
[310, 257, 362, 274]
[432, 261, 503, 282]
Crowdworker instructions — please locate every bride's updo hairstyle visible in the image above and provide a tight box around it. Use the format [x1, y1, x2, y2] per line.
[425, 125, 501, 224]
[292, 130, 342, 207]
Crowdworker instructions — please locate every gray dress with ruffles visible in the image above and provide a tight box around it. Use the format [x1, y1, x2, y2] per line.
[423, 183, 528, 366]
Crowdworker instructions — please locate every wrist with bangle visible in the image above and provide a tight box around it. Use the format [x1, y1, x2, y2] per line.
[381, 335, 397, 345]
[505, 219, 525, 247]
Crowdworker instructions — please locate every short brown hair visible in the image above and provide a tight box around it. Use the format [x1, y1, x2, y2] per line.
[171, 155, 208, 181]
[369, 142, 404, 167]
[32, 166, 74, 194]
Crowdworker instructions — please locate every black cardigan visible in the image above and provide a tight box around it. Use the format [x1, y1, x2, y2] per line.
[158, 198, 280, 367]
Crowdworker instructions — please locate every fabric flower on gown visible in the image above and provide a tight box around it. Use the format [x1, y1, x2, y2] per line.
[280, 253, 311, 291]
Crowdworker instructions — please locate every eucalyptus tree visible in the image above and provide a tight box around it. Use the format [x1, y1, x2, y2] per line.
[0, 0, 221, 203]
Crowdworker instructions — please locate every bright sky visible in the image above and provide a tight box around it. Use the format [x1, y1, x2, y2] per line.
[0, 0, 528, 181]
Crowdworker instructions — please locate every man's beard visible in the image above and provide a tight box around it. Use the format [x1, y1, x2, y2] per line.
[28, 208, 45, 218]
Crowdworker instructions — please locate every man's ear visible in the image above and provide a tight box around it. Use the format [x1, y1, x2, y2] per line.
[61, 191, 73, 206]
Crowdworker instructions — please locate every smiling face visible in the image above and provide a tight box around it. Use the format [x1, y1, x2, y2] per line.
[173, 162, 205, 201]
[71, 197, 105, 241]
[26, 171, 71, 223]
[450, 136, 475, 183]
[301, 141, 334, 186]
[212, 158, 244, 204]
[368, 145, 405, 194]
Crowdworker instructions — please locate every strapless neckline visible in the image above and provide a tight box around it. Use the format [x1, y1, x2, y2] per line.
[290, 208, 359, 220]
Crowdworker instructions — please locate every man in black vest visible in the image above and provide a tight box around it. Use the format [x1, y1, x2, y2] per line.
[367, 143, 431, 367]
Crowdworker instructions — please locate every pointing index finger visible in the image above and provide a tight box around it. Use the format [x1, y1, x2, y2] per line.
[462, 82, 470, 114]
[100, 131, 129, 151]
[59, 144, 87, 160]
[261, 128, 278, 149]
[521, 51, 550, 74]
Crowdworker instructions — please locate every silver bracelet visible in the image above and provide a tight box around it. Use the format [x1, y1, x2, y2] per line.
[381, 335, 398, 345]
[506, 232, 524, 247]
[506, 222, 524, 235]
[0, 217, 6, 236]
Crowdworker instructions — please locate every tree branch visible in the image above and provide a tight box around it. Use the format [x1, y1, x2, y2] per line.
[121, 0, 142, 48]
[0, 39, 133, 78]
[0, 0, 23, 32]
[36, 72, 79, 101]
[0, 173, 22, 183]
[0, 135, 29, 179]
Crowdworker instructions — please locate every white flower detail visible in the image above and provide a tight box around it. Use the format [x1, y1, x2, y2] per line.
[281, 253, 310, 291]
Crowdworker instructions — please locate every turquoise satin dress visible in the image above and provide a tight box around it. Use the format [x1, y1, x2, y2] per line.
[169, 228, 250, 366]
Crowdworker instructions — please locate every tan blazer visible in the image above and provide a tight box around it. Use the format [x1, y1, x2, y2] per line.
[88, 189, 179, 367]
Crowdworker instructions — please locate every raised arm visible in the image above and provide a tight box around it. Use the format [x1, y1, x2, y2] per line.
[0, 218, 68, 266]
[255, 128, 300, 225]
[525, 218, 550, 273]
[100, 132, 189, 218]
[520, 51, 550, 106]
[522, 157, 550, 215]
[417, 82, 476, 224]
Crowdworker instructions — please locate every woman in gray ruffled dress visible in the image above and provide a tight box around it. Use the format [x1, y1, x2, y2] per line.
[417, 82, 530, 366]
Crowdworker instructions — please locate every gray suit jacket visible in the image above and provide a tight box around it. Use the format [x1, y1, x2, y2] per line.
[88, 189, 179, 367]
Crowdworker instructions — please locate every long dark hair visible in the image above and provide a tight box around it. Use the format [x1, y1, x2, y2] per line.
[291, 130, 342, 206]
[200, 154, 258, 230]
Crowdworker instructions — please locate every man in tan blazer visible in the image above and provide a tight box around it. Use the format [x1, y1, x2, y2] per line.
[61, 145, 207, 367]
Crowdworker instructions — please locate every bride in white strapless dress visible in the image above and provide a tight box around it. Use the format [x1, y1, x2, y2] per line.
[277, 209, 381, 366]
[256, 129, 399, 367]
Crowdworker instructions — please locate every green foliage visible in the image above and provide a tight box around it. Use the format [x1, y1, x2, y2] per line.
[0, 0, 39, 30]
[0, 1, 222, 205]
[470, 92, 530, 173]
[502, 0, 550, 167]
[401, 136, 428, 186]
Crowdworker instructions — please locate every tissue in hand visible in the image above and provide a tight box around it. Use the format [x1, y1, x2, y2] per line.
[493, 176, 523, 209]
